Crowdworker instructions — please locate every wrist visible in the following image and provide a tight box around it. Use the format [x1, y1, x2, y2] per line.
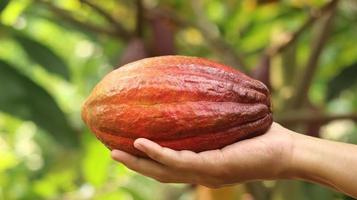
[284, 132, 307, 179]
[284, 132, 317, 179]
[283, 132, 336, 187]
[263, 123, 303, 180]
[277, 126, 357, 198]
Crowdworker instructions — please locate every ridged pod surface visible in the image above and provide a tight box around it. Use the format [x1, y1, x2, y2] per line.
[82, 56, 273, 156]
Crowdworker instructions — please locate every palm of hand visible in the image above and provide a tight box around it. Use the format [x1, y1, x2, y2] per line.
[111, 122, 294, 188]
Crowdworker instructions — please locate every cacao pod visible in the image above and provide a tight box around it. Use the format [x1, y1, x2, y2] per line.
[82, 56, 273, 156]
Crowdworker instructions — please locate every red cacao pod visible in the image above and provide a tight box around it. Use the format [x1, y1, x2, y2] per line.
[82, 56, 272, 156]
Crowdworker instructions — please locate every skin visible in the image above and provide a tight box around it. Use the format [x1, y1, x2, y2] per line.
[111, 122, 357, 198]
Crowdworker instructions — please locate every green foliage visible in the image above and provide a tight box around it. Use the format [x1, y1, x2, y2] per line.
[0, 0, 10, 13]
[81, 137, 111, 186]
[0, 0, 356, 199]
[14, 33, 71, 80]
[327, 62, 357, 100]
[0, 60, 78, 147]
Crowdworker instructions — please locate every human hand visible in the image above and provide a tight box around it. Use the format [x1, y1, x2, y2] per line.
[111, 122, 295, 188]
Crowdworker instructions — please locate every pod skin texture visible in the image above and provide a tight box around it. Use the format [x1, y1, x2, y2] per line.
[82, 56, 273, 157]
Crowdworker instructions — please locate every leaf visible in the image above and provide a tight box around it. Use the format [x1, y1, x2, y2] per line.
[0, 60, 78, 147]
[302, 182, 336, 200]
[327, 62, 357, 100]
[0, 0, 10, 13]
[14, 34, 70, 80]
[82, 138, 111, 186]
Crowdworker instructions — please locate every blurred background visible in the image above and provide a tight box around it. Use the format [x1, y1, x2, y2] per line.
[0, 0, 356, 199]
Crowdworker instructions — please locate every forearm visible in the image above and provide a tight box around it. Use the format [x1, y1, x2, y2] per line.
[288, 132, 357, 198]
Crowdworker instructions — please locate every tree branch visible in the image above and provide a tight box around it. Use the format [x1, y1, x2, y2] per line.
[291, 0, 339, 109]
[190, 0, 248, 72]
[79, 0, 130, 39]
[35, 0, 129, 39]
[266, 0, 339, 56]
[145, 7, 248, 71]
[135, 0, 144, 37]
[275, 112, 357, 124]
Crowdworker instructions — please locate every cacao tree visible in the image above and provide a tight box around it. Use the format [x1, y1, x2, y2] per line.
[0, 0, 356, 199]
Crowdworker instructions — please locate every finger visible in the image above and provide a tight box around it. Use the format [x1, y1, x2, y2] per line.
[111, 150, 166, 177]
[133, 138, 203, 171]
[111, 150, 189, 183]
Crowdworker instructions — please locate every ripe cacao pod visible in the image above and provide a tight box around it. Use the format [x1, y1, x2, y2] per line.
[82, 56, 273, 156]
